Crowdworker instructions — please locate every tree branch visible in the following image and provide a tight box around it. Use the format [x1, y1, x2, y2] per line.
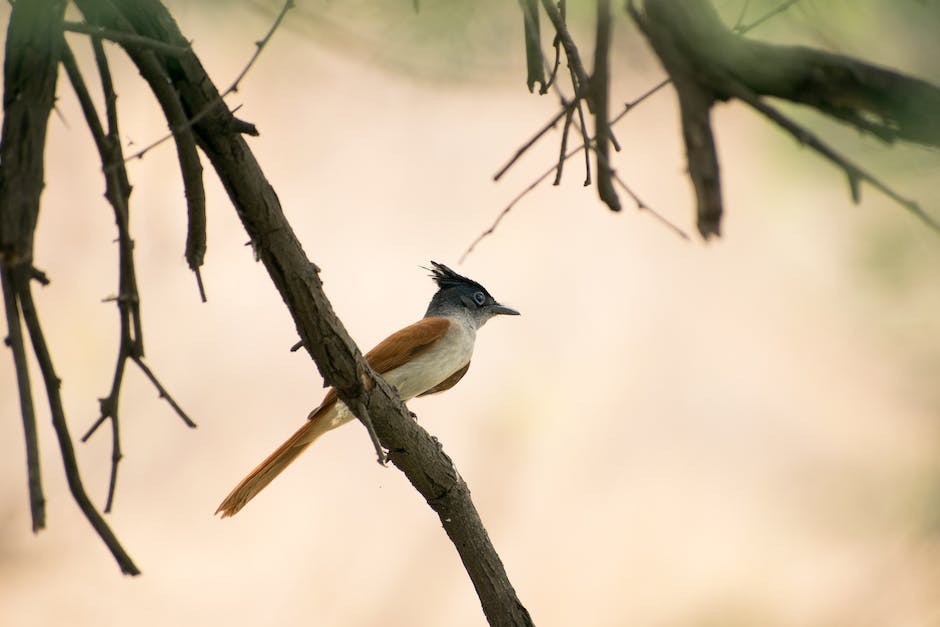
[14, 267, 140, 574]
[629, 0, 940, 236]
[1, 268, 45, 532]
[78, 0, 533, 622]
[591, 0, 620, 211]
[77, 2, 208, 300]
[63, 20, 190, 56]
[62, 37, 194, 512]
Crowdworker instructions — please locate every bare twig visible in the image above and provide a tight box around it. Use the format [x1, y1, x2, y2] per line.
[733, 85, 940, 232]
[120, 0, 292, 163]
[542, 0, 565, 93]
[229, 0, 295, 94]
[607, 161, 690, 240]
[63, 38, 194, 511]
[493, 103, 570, 182]
[63, 21, 189, 56]
[735, 0, 800, 32]
[553, 105, 575, 185]
[571, 72, 592, 186]
[130, 355, 197, 428]
[539, 0, 590, 98]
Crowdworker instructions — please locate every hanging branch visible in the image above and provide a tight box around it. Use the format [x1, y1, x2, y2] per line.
[69, 6, 208, 301]
[61, 38, 195, 512]
[2, 269, 45, 532]
[0, 0, 143, 574]
[14, 266, 141, 574]
[591, 0, 620, 211]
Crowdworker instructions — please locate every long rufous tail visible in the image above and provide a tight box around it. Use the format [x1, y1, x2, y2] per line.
[216, 415, 333, 518]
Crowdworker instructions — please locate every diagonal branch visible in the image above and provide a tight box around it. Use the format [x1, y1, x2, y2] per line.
[78, 0, 534, 621]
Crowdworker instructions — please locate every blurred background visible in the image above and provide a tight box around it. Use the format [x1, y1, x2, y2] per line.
[2, 1, 939, 625]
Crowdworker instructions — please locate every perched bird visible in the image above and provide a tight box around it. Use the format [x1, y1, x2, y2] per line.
[216, 262, 519, 517]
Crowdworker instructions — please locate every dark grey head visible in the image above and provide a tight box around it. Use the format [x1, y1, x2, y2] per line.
[423, 261, 519, 327]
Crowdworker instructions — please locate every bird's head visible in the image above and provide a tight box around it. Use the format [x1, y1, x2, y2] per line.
[424, 261, 520, 328]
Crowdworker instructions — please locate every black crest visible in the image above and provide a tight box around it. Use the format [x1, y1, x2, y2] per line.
[426, 261, 488, 294]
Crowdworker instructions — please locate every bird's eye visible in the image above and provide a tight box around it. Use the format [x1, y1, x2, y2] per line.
[473, 291, 486, 306]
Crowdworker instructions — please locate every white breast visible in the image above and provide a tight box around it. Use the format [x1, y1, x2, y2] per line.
[383, 317, 475, 401]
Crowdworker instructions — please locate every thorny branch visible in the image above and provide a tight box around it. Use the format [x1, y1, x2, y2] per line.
[61, 37, 195, 512]
[1, 0, 139, 573]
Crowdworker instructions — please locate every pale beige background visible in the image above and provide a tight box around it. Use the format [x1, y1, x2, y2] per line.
[2, 2, 939, 626]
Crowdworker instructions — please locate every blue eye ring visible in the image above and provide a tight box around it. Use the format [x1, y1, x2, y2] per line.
[473, 291, 486, 306]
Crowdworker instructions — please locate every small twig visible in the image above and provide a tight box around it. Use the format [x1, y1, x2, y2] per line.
[607, 159, 690, 240]
[351, 398, 387, 466]
[736, 0, 800, 33]
[229, 0, 295, 94]
[734, 85, 940, 232]
[553, 106, 575, 185]
[131, 355, 197, 428]
[63, 21, 190, 56]
[493, 103, 571, 182]
[194, 266, 207, 303]
[539, 0, 590, 98]
[65, 38, 196, 510]
[543, 1, 564, 94]
[572, 87, 591, 186]
[120, 0, 293, 163]
[1, 268, 45, 532]
[732, 0, 753, 32]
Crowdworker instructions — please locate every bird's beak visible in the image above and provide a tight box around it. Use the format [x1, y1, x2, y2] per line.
[490, 303, 520, 316]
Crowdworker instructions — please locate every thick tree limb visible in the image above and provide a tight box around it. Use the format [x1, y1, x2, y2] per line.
[0, 0, 68, 265]
[77, 0, 533, 622]
[629, 0, 940, 236]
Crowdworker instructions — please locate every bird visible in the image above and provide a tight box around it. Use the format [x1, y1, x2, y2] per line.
[216, 261, 519, 517]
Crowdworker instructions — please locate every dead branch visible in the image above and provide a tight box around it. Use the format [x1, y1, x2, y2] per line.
[62, 38, 195, 511]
